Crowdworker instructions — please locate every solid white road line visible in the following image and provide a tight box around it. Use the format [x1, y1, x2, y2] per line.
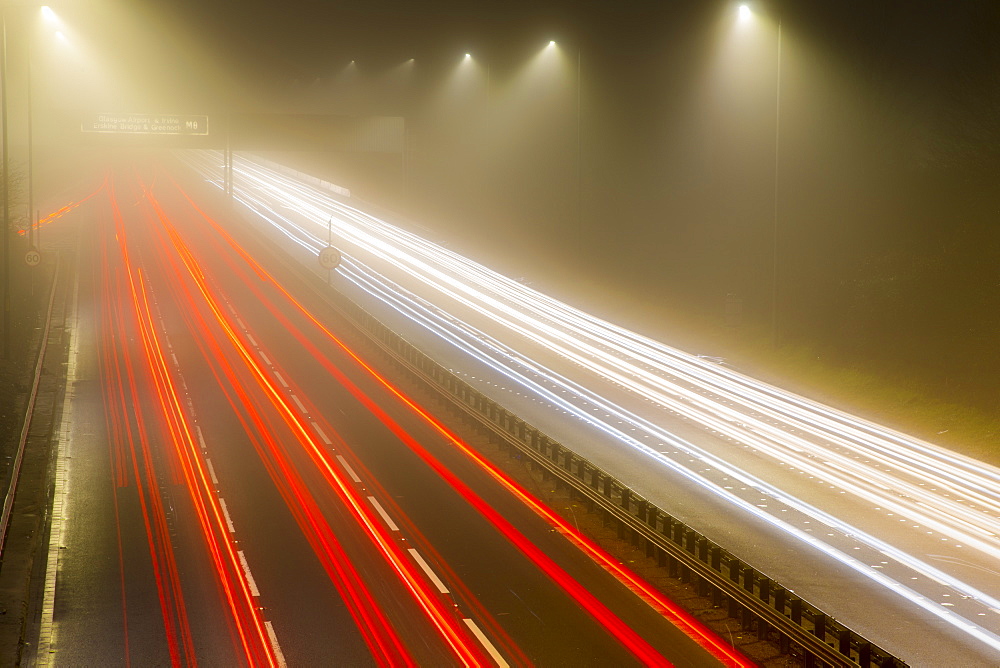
[36, 264, 82, 666]
[408, 548, 449, 594]
[463, 618, 510, 668]
[367, 496, 400, 531]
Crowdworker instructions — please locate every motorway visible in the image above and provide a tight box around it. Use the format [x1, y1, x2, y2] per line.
[174, 150, 1000, 666]
[30, 162, 744, 666]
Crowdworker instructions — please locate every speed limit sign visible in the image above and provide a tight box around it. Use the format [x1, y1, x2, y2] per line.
[24, 248, 40, 267]
[318, 246, 341, 270]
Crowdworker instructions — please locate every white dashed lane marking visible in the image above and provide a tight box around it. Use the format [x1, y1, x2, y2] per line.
[367, 496, 399, 531]
[463, 618, 510, 668]
[220, 498, 236, 533]
[311, 421, 332, 445]
[290, 394, 307, 414]
[336, 455, 362, 483]
[264, 621, 288, 668]
[238, 550, 261, 597]
[408, 549, 449, 594]
[206, 458, 219, 485]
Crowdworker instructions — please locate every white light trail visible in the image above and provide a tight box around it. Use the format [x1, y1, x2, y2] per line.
[177, 149, 1000, 652]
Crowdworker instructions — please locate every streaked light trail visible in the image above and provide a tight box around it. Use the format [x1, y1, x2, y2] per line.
[178, 149, 1000, 654]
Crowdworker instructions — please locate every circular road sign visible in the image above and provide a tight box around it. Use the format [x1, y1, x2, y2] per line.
[25, 248, 41, 267]
[318, 246, 342, 271]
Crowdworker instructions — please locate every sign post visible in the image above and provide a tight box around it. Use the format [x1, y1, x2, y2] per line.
[318, 247, 341, 286]
[317, 217, 341, 285]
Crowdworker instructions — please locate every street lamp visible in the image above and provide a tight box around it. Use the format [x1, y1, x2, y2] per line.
[1, 9, 9, 359]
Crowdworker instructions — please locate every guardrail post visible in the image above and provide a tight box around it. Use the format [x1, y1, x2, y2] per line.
[813, 613, 826, 641]
[727, 558, 742, 616]
[759, 576, 771, 603]
[636, 499, 647, 522]
[741, 567, 756, 630]
[646, 506, 657, 529]
[839, 628, 851, 656]
[661, 514, 673, 539]
[697, 573, 710, 597]
[858, 642, 871, 668]
[603, 477, 612, 499]
[620, 489, 631, 512]
[791, 597, 802, 624]
[710, 546, 721, 571]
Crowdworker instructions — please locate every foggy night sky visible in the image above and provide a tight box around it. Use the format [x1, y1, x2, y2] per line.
[35, 0, 1000, 408]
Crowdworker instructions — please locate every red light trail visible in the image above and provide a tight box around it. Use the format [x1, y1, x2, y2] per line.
[66, 161, 751, 666]
[160, 169, 752, 667]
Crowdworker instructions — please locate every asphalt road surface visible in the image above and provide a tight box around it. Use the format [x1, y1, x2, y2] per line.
[172, 149, 1000, 666]
[29, 159, 740, 667]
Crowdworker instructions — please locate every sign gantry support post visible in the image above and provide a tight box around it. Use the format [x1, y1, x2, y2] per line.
[1, 12, 9, 360]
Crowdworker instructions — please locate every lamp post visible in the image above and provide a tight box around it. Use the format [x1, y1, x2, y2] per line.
[576, 46, 582, 245]
[771, 18, 781, 348]
[738, 4, 782, 348]
[2, 11, 10, 360]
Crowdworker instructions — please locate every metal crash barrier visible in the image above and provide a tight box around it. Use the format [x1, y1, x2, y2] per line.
[228, 175, 909, 668]
[328, 292, 908, 668]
